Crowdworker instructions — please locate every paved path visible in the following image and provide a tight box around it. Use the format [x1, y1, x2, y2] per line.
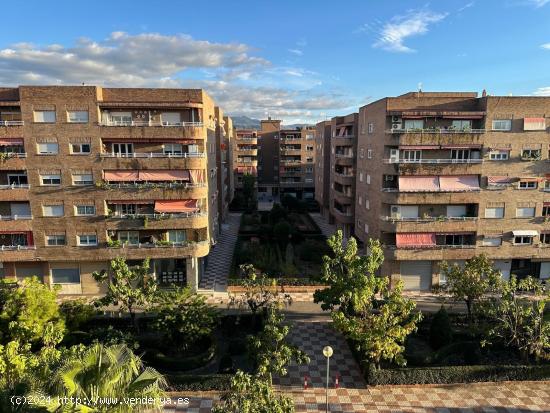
[199, 213, 241, 292]
[310, 212, 337, 238]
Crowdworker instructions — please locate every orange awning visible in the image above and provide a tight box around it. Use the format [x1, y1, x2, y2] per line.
[103, 171, 140, 181]
[139, 170, 190, 181]
[154, 199, 198, 213]
[398, 176, 439, 192]
[396, 233, 436, 247]
[439, 176, 480, 191]
[0, 138, 23, 146]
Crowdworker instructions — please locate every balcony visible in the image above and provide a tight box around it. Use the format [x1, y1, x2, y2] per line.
[380, 216, 478, 233]
[100, 152, 205, 159]
[333, 172, 355, 185]
[101, 120, 203, 128]
[99, 120, 204, 140]
[335, 153, 354, 159]
[389, 128, 485, 135]
[236, 148, 258, 156]
[0, 213, 32, 221]
[106, 212, 208, 230]
[99, 152, 206, 169]
[0, 121, 24, 127]
[280, 149, 302, 155]
[280, 159, 301, 165]
[382, 158, 482, 164]
[237, 136, 258, 144]
[98, 181, 205, 190]
[332, 207, 354, 224]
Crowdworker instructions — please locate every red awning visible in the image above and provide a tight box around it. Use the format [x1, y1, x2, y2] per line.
[544, 202, 550, 207]
[441, 115, 484, 119]
[441, 144, 481, 149]
[398, 176, 439, 192]
[107, 200, 153, 204]
[103, 171, 139, 181]
[439, 176, 479, 191]
[0, 138, 23, 146]
[396, 233, 436, 247]
[139, 170, 190, 181]
[488, 176, 515, 184]
[519, 177, 541, 183]
[154, 199, 198, 213]
[399, 145, 440, 150]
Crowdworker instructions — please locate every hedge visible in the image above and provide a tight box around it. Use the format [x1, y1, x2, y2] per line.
[166, 374, 232, 391]
[227, 278, 325, 287]
[145, 340, 217, 372]
[365, 363, 550, 385]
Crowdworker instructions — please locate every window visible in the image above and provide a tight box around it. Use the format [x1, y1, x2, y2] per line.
[46, 234, 66, 246]
[402, 150, 421, 162]
[34, 110, 56, 123]
[67, 111, 89, 123]
[516, 207, 535, 218]
[514, 236, 533, 245]
[540, 233, 550, 244]
[367, 149, 372, 159]
[43, 205, 64, 217]
[543, 205, 550, 216]
[404, 119, 423, 130]
[521, 149, 541, 160]
[364, 224, 369, 233]
[489, 150, 509, 160]
[161, 112, 181, 125]
[306, 133, 314, 140]
[72, 174, 93, 186]
[51, 268, 80, 284]
[451, 120, 472, 130]
[358, 196, 363, 205]
[366, 199, 370, 210]
[305, 167, 313, 173]
[306, 145, 314, 151]
[109, 112, 132, 125]
[162, 143, 183, 155]
[305, 178, 313, 183]
[485, 207, 504, 218]
[359, 148, 364, 158]
[77, 234, 97, 246]
[71, 143, 91, 154]
[368, 122, 374, 134]
[116, 204, 136, 216]
[492, 119, 512, 131]
[118, 231, 139, 246]
[168, 230, 186, 244]
[518, 181, 537, 189]
[444, 234, 466, 246]
[8, 174, 28, 185]
[40, 174, 61, 185]
[75, 205, 95, 216]
[451, 149, 470, 161]
[367, 174, 371, 184]
[483, 236, 502, 247]
[37, 143, 59, 154]
[112, 143, 134, 156]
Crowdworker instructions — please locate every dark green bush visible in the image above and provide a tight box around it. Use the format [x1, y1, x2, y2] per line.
[60, 299, 98, 331]
[365, 364, 550, 385]
[227, 278, 325, 286]
[228, 338, 247, 355]
[429, 307, 453, 350]
[218, 354, 235, 374]
[145, 339, 216, 372]
[166, 374, 232, 391]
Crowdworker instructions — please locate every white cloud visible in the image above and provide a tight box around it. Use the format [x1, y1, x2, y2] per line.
[372, 9, 448, 53]
[0, 31, 354, 124]
[541, 43, 550, 50]
[528, 0, 550, 7]
[533, 86, 550, 96]
[288, 48, 303, 56]
[458, 2, 475, 12]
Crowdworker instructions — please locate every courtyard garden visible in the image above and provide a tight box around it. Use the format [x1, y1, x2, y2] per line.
[231, 202, 330, 283]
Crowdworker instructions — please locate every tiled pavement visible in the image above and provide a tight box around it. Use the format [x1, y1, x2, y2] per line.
[310, 212, 337, 238]
[199, 213, 241, 291]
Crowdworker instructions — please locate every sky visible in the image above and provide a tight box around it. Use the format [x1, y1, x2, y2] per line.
[0, 0, 549, 124]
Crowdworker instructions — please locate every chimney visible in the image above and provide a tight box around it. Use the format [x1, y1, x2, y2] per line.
[482, 89, 487, 97]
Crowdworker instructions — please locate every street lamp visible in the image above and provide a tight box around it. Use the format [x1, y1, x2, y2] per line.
[322, 345, 333, 413]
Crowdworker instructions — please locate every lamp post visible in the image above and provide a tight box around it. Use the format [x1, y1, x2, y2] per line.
[322, 345, 333, 413]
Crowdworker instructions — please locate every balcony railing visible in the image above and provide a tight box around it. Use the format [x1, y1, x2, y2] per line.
[0, 121, 24, 126]
[280, 159, 301, 164]
[386, 244, 476, 250]
[388, 128, 485, 134]
[381, 216, 478, 222]
[383, 158, 483, 164]
[99, 152, 205, 158]
[0, 153, 27, 158]
[334, 135, 354, 139]
[0, 245, 36, 251]
[335, 153, 354, 158]
[98, 182, 206, 190]
[109, 212, 207, 219]
[0, 184, 30, 190]
[334, 172, 354, 178]
[0, 214, 32, 221]
[381, 187, 480, 193]
[107, 240, 208, 249]
[100, 120, 203, 127]
[334, 209, 353, 216]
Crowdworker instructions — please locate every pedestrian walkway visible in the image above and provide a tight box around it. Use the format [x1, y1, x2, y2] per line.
[310, 212, 337, 238]
[199, 213, 241, 292]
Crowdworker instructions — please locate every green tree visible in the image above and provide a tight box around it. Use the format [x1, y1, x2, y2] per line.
[152, 287, 218, 352]
[313, 231, 384, 315]
[229, 265, 291, 314]
[248, 308, 309, 385]
[60, 299, 98, 331]
[440, 255, 502, 326]
[0, 277, 65, 345]
[93, 258, 157, 332]
[242, 174, 257, 211]
[273, 220, 292, 244]
[33, 343, 167, 412]
[482, 276, 550, 361]
[316, 231, 421, 369]
[212, 370, 294, 413]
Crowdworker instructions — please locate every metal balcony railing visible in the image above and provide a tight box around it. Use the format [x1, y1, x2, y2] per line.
[381, 216, 478, 222]
[0, 245, 36, 251]
[0, 184, 30, 190]
[383, 158, 483, 164]
[0, 152, 27, 158]
[100, 120, 203, 127]
[0, 214, 33, 221]
[0, 121, 24, 126]
[99, 152, 205, 158]
[388, 128, 485, 134]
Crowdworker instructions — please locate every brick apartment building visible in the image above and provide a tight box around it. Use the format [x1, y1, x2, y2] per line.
[234, 118, 316, 201]
[353, 91, 550, 290]
[314, 120, 331, 217]
[0, 85, 231, 294]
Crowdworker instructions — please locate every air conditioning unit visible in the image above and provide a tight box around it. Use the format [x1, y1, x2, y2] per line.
[392, 116, 401, 123]
[391, 206, 400, 218]
[392, 123, 402, 130]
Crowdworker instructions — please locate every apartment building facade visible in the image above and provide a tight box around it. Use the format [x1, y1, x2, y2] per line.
[233, 129, 258, 197]
[0, 85, 229, 294]
[355, 91, 550, 291]
[315, 120, 331, 217]
[327, 113, 358, 239]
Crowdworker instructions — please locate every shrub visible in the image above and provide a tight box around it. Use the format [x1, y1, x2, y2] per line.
[429, 308, 453, 350]
[228, 338, 247, 355]
[218, 354, 235, 374]
[60, 299, 97, 331]
[365, 363, 550, 385]
[146, 339, 216, 372]
[89, 326, 140, 350]
[166, 374, 232, 391]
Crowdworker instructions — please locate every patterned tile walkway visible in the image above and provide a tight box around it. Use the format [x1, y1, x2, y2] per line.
[199, 213, 241, 291]
[310, 213, 337, 238]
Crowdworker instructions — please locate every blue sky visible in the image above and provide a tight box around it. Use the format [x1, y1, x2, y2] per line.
[0, 0, 549, 123]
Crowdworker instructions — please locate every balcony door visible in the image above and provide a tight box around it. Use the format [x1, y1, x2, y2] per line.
[451, 149, 469, 162]
[8, 174, 28, 185]
[402, 150, 421, 163]
[118, 231, 139, 246]
[112, 143, 134, 157]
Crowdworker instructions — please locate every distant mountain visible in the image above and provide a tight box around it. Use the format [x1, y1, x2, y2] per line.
[230, 115, 312, 130]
